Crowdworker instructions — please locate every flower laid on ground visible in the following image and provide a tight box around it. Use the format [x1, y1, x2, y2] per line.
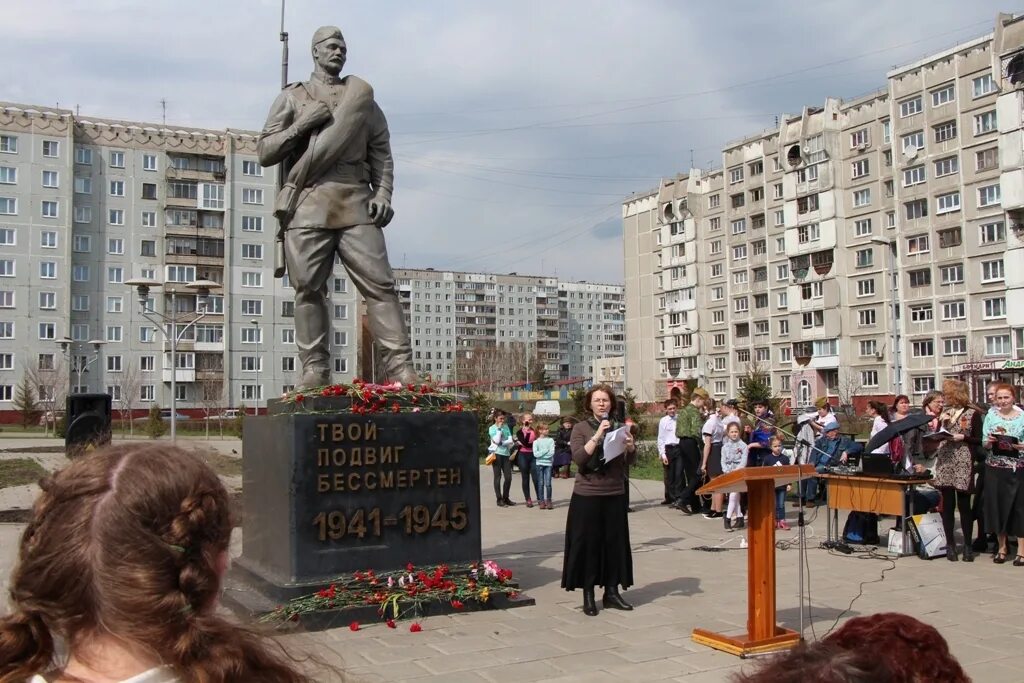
[260, 562, 519, 628]
[276, 379, 466, 414]
[409, 622, 423, 633]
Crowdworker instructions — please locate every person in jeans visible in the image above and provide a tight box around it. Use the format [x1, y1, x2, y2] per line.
[489, 412, 516, 506]
[516, 413, 538, 507]
[532, 423, 555, 509]
[675, 388, 708, 514]
[761, 436, 792, 530]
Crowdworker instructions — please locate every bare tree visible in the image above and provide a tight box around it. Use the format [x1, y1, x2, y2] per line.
[23, 358, 69, 436]
[199, 376, 225, 440]
[113, 360, 142, 437]
[836, 367, 864, 416]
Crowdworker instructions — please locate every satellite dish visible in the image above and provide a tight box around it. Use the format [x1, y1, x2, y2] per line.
[903, 147, 919, 161]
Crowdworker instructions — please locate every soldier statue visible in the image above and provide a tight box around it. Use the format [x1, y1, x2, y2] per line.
[258, 25, 417, 388]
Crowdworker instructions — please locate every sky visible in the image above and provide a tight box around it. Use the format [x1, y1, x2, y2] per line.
[5, 1, 1016, 282]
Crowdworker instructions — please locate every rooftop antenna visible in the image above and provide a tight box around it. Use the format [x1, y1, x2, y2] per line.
[160, 98, 167, 125]
[280, 0, 289, 89]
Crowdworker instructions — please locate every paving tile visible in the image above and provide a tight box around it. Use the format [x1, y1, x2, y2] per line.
[478, 660, 569, 683]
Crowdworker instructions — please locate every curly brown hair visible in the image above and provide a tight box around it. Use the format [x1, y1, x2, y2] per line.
[0, 443, 313, 682]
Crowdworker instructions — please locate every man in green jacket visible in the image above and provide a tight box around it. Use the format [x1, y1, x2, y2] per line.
[674, 387, 708, 514]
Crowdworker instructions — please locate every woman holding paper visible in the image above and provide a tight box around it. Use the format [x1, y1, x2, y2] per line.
[933, 379, 983, 562]
[982, 383, 1024, 565]
[562, 384, 636, 616]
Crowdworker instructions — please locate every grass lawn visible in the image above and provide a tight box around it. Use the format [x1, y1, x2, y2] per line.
[196, 450, 242, 478]
[0, 458, 47, 489]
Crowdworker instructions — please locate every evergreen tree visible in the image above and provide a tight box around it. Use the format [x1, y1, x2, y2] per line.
[13, 376, 39, 429]
[145, 405, 168, 439]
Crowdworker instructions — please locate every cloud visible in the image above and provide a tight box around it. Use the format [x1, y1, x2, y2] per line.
[4, 0, 1011, 281]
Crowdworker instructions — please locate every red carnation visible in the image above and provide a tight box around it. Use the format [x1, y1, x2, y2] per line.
[391, 402, 401, 413]
[295, 393, 304, 402]
[451, 600, 464, 609]
[386, 618, 396, 629]
[409, 622, 422, 632]
[349, 621, 360, 631]
[406, 562, 414, 572]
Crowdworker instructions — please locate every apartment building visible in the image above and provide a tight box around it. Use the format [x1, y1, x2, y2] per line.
[392, 268, 624, 385]
[625, 14, 1024, 406]
[0, 103, 358, 417]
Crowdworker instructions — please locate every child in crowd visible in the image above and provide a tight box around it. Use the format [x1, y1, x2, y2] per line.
[532, 423, 555, 509]
[720, 421, 748, 532]
[554, 417, 574, 478]
[761, 436, 792, 530]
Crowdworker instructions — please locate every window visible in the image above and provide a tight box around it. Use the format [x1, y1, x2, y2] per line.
[938, 227, 961, 248]
[38, 323, 56, 340]
[109, 209, 124, 225]
[978, 184, 1001, 207]
[773, 183, 783, 199]
[886, 211, 896, 228]
[42, 140, 59, 157]
[855, 248, 873, 268]
[983, 297, 1006, 319]
[241, 243, 263, 260]
[711, 287, 724, 301]
[240, 327, 262, 344]
[734, 297, 749, 313]
[913, 376, 936, 395]
[778, 319, 789, 335]
[933, 120, 957, 142]
[241, 299, 263, 316]
[909, 304, 933, 322]
[109, 179, 125, 197]
[774, 210, 785, 227]
[933, 155, 958, 177]
[0, 198, 16, 215]
[976, 148, 998, 171]
[200, 183, 224, 210]
[0, 228, 12, 245]
[242, 160, 263, 176]
[729, 166, 744, 184]
[853, 188, 871, 207]
[901, 131, 924, 153]
[42, 170, 58, 188]
[141, 182, 157, 200]
[40, 231, 57, 249]
[140, 385, 155, 402]
[902, 165, 926, 186]
[166, 265, 195, 283]
[980, 221, 1005, 244]
[912, 339, 934, 358]
[973, 73, 996, 97]
[881, 119, 891, 144]
[712, 310, 725, 324]
[899, 97, 922, 117]
[73, 295, 91, 311]
[797, 223, 820, 244]
[777, 292, 789, 310]
[850, 128, 869, 147]
[140, 240, 156, 257]
[936, 192, 960, 214]
[931, 84, 955, 107]
[241, 356, 263, 373]
[974, 110, 997, 135]
[802, 311, 824, 329]
[907, 235, 929, 254]
[73, 205, 91, 223]
[779, 347, 792, 363]
[38, 291, 55, 309]
[731, 218, 746, 235]
[851, 159, 869, 178]
[106, 296, 122, 313]
[242, 188, 264, 204]
[72, 235, 92, 253]
[773, 264, 789, 282]
[986, 335, 1012, 356]
[0, 354, 11, 369]
[141, 210, 156, 227]
[939, 264, 963, 285]
[731, 193, 745, 209]
[861, 370, 879, 387]
[107, 266, 123, 284]
[72, 265, 89, 282]
[138, 356, 154, 372]
[710, 263, 723, 278]
[106, 355, 123, 373]
[39, 262, 55, 279]
[0, 167, 16, 185]
[732, 245, 747, 261]
[733, 271, 748, 285]
[854, 218, 872, 237]
[0, 322, 12, 339]
[41, 201, 58, 218]
[281, 328, 295, 344]
[797, 193, 819, 214]
[708, 194, 720, 209]
[0, 136, 16, 154]
[857, 278, 875, 297]
[709, 217, 721, 231]
[143, 154, 158, 171]
[905, 199, 928, 220]
[107, 238, 124, 255]
[242, 271, 263, 288]
[75, 147, 91, 164]
[859, 339, 878, 357]
[981, 259, 1004, 283]
[858, 309, 877, 326]
[109, 151, 125, 168]
[908, 268, 931, 287]
[943, 337, 967, 355]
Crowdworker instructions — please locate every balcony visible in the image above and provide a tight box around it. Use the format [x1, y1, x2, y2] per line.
[162, 368, 196, 383]
[166, 166, 225, 183]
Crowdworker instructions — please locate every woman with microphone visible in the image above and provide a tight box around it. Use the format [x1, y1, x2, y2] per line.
[562, 384, 637, 616]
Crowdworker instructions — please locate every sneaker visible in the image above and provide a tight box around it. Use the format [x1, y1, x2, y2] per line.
[778, 520, 790, 531]
[739, 537, 748, 549]
[526, 499, 534, 508]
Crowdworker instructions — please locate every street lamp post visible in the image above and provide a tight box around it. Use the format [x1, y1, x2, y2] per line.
[453, 335, 465, 394]
[870, 237, 902, 396]
[57, 338, 106, 394]
[125, 278, 221, 442]
[251, 319, 261, 415]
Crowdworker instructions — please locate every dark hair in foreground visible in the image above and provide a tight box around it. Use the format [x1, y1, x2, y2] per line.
[0, 443, 312, 683]
[583, 383, 618, 418]
[731, 641, 891, 682]
[825, 613, 969, 683]
[868, 400, 891, 423]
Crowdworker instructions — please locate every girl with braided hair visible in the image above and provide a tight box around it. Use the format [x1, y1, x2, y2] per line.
[0, 443, 316, 682]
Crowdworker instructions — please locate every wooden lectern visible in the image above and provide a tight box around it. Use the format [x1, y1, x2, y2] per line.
[691, 464, 813, 657]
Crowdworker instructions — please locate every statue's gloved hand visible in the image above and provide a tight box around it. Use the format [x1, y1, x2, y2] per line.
[369, 193, 394, 227]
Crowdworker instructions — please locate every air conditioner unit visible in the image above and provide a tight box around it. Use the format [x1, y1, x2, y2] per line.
[857, 142, 868, 151]
[874, 351, 884, 360]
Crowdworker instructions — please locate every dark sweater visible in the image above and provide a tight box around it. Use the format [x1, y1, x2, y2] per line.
[569, 420, 636, 496]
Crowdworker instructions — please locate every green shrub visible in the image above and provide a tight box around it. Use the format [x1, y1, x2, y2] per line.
[145, 405, 167, 439]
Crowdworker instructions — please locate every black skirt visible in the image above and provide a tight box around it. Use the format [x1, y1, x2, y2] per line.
[561, 492, 633, 591]
[706, 442, 724, 478]
[983, 465, 1024, 536]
